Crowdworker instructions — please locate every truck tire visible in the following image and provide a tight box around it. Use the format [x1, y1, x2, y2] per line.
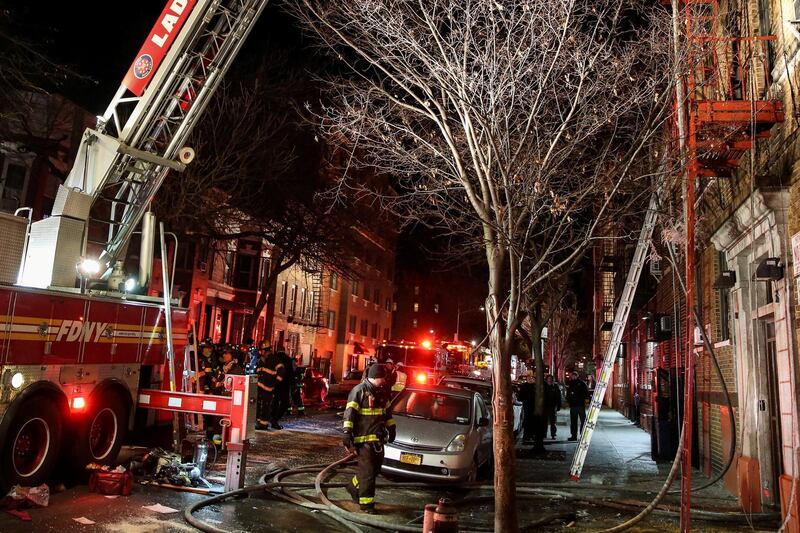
[0, 395, 63, 490]
[73, 391, 128, 466]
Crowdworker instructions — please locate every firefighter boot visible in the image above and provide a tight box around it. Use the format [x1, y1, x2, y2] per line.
[346, 475, 359, 504]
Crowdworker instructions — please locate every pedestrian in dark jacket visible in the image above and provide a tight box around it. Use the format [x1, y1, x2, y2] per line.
[518, 378, 536, 443]
[544, 374, 562, 439]
[566, 371, 590, 441]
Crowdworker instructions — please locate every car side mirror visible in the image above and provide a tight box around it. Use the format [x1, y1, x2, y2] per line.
[478, 417, 490, 427]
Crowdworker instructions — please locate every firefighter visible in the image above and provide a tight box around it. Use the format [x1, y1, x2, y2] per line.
[291, 356, 306, 416]
[255, 343, 284, 430]
[270, 347, 293, 429]
[197, 341, 219, 394]
[392, 362, 407, 394]
[342, 364, 395, 514]
[219, 347, 244, 377]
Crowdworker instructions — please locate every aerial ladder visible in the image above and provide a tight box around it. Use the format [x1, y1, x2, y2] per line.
[19, 0, 270, 289]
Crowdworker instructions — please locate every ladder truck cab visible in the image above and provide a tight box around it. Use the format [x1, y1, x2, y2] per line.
[0, 0, 268, 490]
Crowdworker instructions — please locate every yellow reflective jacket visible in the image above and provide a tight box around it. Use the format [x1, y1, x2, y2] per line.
[342, 381, 395, 444]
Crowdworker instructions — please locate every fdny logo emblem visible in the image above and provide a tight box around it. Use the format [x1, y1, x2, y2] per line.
[55, 320, 112, 343]
[133, 54, 153, 79]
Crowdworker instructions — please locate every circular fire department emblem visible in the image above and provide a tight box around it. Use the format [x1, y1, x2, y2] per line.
[133, 54, 154, 79]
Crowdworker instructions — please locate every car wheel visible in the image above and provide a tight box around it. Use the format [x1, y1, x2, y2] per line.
[73, 391, 128, 467]
[1, 395, 63, 491]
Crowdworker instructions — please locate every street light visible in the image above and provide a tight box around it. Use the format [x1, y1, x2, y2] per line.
[455, 305, 484, 341]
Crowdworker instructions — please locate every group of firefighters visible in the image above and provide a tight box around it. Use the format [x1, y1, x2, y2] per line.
[196, 339, 306, 439]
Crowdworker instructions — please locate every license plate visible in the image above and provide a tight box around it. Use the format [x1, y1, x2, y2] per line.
[399, 452, 423, 466]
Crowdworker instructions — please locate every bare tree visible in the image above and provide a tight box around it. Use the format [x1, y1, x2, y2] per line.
[546, 292, 580, 381]
[155, 58, 367, 337]
[290, 0, 674, 529]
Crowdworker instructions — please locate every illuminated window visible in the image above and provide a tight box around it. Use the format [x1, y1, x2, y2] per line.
[412, 318, 418, 328]
[413, 303, 419, 312]
[414, 286, 420, 295]
[434, 304, 439, 314]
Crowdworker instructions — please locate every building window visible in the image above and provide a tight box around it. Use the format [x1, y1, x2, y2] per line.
[363, 284, 370, 301]
[0, 158, 30, 213]
[222, 250, 235, 285]
[351, 280, 359, 296]
[349, 315, 357, 334]
[414, 285, 420, 295]
[413, 302, 419, 313]
[371, 322, 378, 338]
[330, 272, 339, 290]
[234, 253, 258, 290]
[300, 288, 307, 318]
[434, 304, 439, 314]
[373, 288, 381, 305]
[392, 301, 397, 312]
[385, 297, 391, 312]
[327, 310, 336, 330]
[412, 318, 418, 328]
[289, 285, 297, 316]
[279, 282, 288, 314]
[383, 328, 389, 341]
[360, 319, 369, 336]
[308, 291, 317, 321]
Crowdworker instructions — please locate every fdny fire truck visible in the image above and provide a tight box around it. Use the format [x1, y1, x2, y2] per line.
[0, 0, 267, 490]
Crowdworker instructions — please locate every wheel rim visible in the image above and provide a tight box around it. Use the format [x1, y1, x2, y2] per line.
[12, 418, 50, 478]
[89, 408, 118, 461]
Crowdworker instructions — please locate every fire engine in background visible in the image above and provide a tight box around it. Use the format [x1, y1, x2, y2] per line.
[376, 339, 479, 385]
[0, 0, 268, 490]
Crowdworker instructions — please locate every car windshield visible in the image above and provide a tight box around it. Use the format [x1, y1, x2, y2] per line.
[392, 391, 471, 425]
[441, 379, 491, 404]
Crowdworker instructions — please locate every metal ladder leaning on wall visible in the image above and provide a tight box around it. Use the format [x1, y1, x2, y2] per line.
[568, 190, 659, 480]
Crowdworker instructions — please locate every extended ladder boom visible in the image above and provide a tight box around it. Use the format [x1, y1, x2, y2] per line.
[20, 0, 270, 288]
[568, 191, 659, 480]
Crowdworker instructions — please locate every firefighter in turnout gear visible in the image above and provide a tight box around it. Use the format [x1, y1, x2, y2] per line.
[255, 343, 284, 430]
[342, 364, 395, 513]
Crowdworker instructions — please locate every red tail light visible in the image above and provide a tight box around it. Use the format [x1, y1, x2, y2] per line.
[71, 396, 87, 411]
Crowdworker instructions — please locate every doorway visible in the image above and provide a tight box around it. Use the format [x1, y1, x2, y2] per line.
[762, 318, 783, 494]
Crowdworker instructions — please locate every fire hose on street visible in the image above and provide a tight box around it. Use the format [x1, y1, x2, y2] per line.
[183, 453, 781, 533]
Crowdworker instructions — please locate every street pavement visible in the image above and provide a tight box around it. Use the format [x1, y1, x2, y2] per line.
[0, 405, 777, 532]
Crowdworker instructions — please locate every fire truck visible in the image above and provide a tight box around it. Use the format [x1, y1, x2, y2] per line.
[0, 0, 267, 490]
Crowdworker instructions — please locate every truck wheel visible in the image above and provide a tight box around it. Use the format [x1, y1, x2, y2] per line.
[73, 391, 128, 465]
[1, 396, 63, 490]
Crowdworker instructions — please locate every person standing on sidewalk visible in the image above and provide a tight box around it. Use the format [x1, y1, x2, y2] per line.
[544, 374, 562, 440]
[566, 371, 589, 441]
[342, 364, 395, 514]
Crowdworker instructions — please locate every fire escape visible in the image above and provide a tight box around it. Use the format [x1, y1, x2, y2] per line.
[676, 0, 784, 530]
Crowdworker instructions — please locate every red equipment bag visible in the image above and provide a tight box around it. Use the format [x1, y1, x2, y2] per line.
[88, 471, 133, 496]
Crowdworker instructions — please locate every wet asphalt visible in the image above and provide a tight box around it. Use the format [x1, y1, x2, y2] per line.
[0, 405, 778, 532]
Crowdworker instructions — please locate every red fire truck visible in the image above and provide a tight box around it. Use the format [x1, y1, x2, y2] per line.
[0, 0, 267, 490]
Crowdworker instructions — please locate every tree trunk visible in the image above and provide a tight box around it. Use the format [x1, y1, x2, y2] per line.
[487, 259, 519, 533]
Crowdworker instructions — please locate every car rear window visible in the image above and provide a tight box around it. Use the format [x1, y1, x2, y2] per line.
[392, 391, 471, 425]
[441, 379, 491, 403]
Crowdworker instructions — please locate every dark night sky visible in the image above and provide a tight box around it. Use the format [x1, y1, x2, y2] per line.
[8, 0, 306, 112]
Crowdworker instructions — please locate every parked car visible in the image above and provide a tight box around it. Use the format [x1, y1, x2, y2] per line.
[382, 385, 492, 482]
[299, 367, 329, 403]
[438, 374, 523, 435]
[328, 370, 363, 398]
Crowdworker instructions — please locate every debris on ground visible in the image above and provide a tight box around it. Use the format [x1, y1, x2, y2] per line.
[129, 447, 214, 489]
[0, 484, 50, 521]
[142, 503, 180, 514]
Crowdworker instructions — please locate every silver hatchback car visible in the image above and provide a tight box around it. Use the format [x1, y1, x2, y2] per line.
[382, 385, 492, 482]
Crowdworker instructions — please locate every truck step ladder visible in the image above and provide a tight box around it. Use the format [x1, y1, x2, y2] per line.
[568, 191, 659, 480]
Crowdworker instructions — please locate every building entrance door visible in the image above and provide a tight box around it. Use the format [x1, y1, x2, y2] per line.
[762, 319, 783, 495]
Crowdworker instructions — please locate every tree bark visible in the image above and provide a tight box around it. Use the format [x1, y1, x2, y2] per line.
[487, 254, 519, 533]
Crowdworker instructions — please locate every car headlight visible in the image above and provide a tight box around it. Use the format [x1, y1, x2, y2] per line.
[446, 434, 467, 452]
